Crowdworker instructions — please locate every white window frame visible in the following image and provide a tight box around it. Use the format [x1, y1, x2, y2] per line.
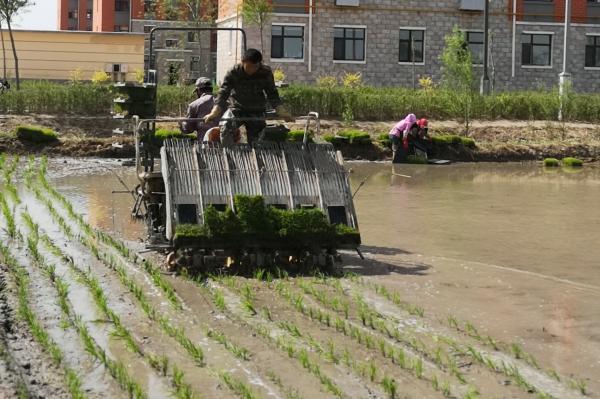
[398, 26, 426, 66]
[584, 33, 600, 70]
[271, 22, 306, 63]
[333, 24, 367, 64]
[521, 30, 554, 69]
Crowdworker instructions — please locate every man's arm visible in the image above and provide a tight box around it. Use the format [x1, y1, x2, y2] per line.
[264, 69, 281, 109]
[214, 69, 234, 111]
[180, 103, 195, 134]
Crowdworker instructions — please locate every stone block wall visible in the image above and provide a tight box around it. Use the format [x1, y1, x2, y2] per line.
[214, 0, 600, 92]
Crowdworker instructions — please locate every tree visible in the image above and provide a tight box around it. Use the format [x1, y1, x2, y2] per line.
[440, 26, 475, 134]
[0, 19, 7, 79]
[0, 0, 33, 90]
[241, 0, 272, 54]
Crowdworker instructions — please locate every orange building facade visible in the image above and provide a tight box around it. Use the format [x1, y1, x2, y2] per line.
[58, 0, 145, 32]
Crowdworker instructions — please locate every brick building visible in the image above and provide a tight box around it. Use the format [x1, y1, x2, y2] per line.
[58, 0, 218, 83]
[216, 0, 600, 92]
[58, 0, 145, 31]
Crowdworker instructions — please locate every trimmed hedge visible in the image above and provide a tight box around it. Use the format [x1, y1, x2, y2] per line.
[15, 125, 59, 143]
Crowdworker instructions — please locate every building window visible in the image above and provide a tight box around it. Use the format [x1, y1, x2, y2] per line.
[271, 25, 304, 59]
[114, 25, 129, 32]
[144, 0, 155, 12]
[334, 27, 365, 61]
[190, 56, 200, 72]
[165, 39, 179, 48]
[143, 25, 156, 34]
[585, 35, 600, 67]
[399, 29, 424, 63]
[115, 0, 129, 11]
[522, 33, 552, 66]
[187, 32, 197, 43]
[272, 0, 307, 14]
[466, 31, 484, 65]
[86, 9, 92, 19]
[68, 10, 77, 19]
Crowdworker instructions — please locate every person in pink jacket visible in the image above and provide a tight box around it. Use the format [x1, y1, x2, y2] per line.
[389, 113, 417, 163]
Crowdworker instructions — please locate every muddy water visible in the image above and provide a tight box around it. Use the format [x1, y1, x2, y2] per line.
[50, 159, 600, 287]
[350, 162, 600, 286]
[38, 158, 600, 394]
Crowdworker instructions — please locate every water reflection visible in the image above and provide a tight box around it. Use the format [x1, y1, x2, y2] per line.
[349, 162, 600, 286]
[48, 159, 600, 286]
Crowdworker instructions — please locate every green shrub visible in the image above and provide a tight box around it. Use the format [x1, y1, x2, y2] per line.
[376, 133, 391, 148]
[431, 134, 462, 145]
[323, 134, 335, 143]
[15, 125, 59, 143]
[288, 130, 314, 143]
[338, 129, 372, 145]
[260, 125, 290, 142]
[544, 158, 560, 167]
[562, 157, 583, 167]
[406, 155, 428, 164]
[460, 137, 476, 148]
[154, 129, 195, 142]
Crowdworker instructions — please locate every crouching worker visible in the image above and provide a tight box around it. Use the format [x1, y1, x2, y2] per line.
[203, 48, 289, 145]
[179, 77, 218, 141]
[413, 118, 432, 157]
[389, 113, 417, 163]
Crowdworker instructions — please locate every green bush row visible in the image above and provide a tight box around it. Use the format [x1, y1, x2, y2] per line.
[174, 195, 360, 247]
[280, 85, 600, 122]
[3, 81, 600, 122]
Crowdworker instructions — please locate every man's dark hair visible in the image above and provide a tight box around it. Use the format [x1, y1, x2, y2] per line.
[242, 48, 263, 64]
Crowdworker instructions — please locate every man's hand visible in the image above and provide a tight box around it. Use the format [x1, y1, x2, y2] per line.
[276, 105, 293, 122]
[204, 105, 221, 123]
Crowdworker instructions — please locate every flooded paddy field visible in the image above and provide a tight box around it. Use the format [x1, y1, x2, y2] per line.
[0, 156, 598, 398]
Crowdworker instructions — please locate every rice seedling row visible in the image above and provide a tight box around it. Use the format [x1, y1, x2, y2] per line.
[337, 276, 582, 398]
[333, 278, 560, 397]
[202, 278, 352, 398]
[31, 173, 276, 398]
[207, 274, 459, 399]
[349, 273, 567, 381]
[264, 277, 471, 398]
[0, 239, 88, 399]
[21, 211, 201, 399]
[3, 183, 151, 398]
[35, 158, 182, 310]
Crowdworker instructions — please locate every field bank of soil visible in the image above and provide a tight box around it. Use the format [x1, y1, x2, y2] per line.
[1, 115, 599, 162]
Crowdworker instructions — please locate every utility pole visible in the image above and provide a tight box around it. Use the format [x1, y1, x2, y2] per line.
[480, 0, 490, 95]
[558, 0, 572, 121]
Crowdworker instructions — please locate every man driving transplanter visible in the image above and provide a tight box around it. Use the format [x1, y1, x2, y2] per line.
[204, 48, 289, 145]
